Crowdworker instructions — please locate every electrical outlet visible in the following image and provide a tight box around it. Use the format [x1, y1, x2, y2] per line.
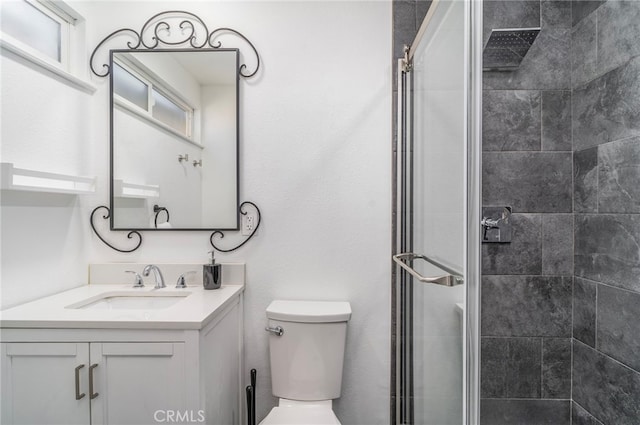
[241, 213, 255, 236]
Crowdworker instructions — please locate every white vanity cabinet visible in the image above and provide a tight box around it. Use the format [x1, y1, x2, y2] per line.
[1, 342, 187, 424]
[1, 294, 243, 425]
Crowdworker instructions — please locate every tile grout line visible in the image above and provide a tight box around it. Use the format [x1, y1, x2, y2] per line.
[594, 282, 598, 352]
[574, 338, 640, 376]
[596, 141, 600, 214]
[540, 90, 544, 152]
[572, 399, 604, 425]
[480, 397, 572, 401]
[540, 336, 544, 399]
[579, 276, 640, 297]
[570, 70, 574, 412]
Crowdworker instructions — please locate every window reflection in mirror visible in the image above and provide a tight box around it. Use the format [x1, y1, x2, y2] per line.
[110, 49, 239, 230]
[113, 62, 149, 111]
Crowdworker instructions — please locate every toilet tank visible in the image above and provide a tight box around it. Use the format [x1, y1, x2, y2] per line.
[266, 300, 351, 401]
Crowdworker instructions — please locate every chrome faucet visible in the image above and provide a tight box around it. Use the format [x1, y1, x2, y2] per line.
[125, 270, 144, 288]
[175, 271, 196, 289]
[142, 264, 166, 289]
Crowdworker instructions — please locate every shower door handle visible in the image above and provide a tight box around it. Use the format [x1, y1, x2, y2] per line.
[393, 253, 463, 286]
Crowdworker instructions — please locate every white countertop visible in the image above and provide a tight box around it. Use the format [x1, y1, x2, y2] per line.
[0, 284, 244, 330]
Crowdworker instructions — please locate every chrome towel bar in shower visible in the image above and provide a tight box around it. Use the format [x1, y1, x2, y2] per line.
[393, 253, 464, 287]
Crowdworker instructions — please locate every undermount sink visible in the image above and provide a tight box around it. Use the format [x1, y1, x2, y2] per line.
[66, 291, 191, 310]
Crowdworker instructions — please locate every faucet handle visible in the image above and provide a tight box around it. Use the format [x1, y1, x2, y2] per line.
[125, 271, 144, 288]
[176, 271, 196, 288]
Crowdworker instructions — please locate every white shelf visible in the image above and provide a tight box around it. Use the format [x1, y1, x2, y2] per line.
[0, 37, 97, 94]
[113, 179, 160, 199]
[1, 163, 96, 195]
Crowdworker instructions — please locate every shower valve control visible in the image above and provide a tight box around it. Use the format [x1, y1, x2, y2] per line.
[481, 206, 512, 243]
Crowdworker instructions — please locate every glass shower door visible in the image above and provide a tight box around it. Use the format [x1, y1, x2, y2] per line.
[395, 0, 481, 423]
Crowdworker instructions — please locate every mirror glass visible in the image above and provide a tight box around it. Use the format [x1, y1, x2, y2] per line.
[110, 49, 239, 230]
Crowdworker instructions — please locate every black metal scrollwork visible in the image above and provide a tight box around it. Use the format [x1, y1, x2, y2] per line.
[90, 10, 260, 78]
[90, 206, 143, 253]
[90, 202, 261, 253]
[210, 202, 261, 253]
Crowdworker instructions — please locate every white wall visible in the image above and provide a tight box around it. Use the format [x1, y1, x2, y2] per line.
[1, 1, 392, 423]
[113, 107, 204, 228]
[1, 33, 94, 308]
[201, 83, 237, 227]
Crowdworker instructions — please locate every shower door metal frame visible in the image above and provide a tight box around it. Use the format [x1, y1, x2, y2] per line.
[396, 53, 415, 425]
[393, 0, 482, 423]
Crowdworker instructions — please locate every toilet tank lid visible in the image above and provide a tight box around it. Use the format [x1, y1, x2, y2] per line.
[266, 300, 352, 323]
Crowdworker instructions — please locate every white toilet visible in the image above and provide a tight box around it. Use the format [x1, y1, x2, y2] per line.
[260, 300, 352, 425]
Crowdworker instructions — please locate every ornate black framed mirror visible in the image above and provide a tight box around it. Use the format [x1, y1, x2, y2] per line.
[88, 10, 261, 252]
[110, 48, 239, 230]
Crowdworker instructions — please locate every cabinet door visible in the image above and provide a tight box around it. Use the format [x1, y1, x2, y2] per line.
[203, 304, 241, 425]
[90, 342, 187, 425]
[1, 342, 90, 425]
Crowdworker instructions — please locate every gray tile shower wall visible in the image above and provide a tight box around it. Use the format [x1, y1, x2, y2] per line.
[481, 337, 543, 398]
[481, 336, 572, 400]
[541, 338, 572, 399]
[573, 147, 598, 212]
[480, 399, 571, 425]
[480, 1, 573, 423]
[481, 275, 572, 337]
[542, 90, 572, 151]
[572, 401, 605, 425]
[596, 285, 640, 372]
[482, 91, 541, 151]
[573, 57, 640, 150]
[574, 214, 640, 292]
[572, 277, 596, 347]
[570, 1, 640, 424]
[395, 0, 640, 423]
[573, 341, 640, 425]
[482, 152, 573, 212]
[572, 1, 605, 27]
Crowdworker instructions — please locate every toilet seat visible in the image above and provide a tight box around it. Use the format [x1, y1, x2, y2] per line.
[259, 399, 341, 425]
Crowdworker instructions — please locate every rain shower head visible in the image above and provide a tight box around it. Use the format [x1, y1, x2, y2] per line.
[483, 28, 540, 71]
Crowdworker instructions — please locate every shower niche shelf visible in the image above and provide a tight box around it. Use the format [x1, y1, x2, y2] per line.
[0, 162, 96, 195]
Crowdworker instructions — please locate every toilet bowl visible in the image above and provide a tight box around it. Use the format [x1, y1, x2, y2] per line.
[260, 300, 351, 425]
[259, 399, 340, 425]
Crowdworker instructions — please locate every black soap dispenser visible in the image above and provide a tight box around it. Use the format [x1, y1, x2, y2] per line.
[203, 250, 221, 290]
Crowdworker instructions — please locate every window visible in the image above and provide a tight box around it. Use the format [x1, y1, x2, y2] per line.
[152, 89, 189, 135]
[0, 0, 93, 92]
[113, 60, 193, 140]
[0, 0, 73, 70]
[113, 62, 149, 111]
